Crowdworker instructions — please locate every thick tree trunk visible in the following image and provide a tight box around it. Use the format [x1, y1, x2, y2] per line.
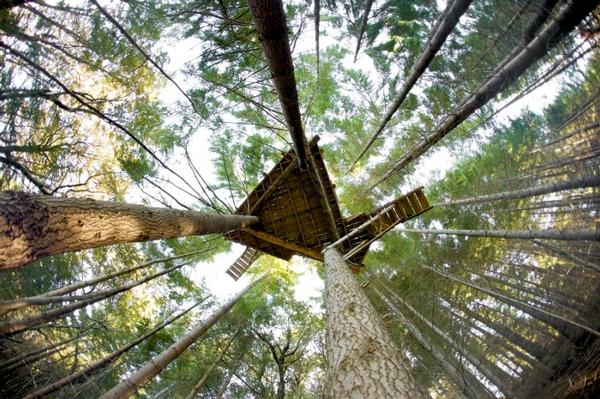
[248, 0, 308, 169]
[403, 227, 599, 241]
[350, 0, 473, 170]
[323, 247, 429, 398]
[100, 277, 264, 399]
[23, 303, 200, 399]
[0, 191, 258, 270]
[370, 0, 599, 188]
[0, 259, 194, 336]
[372, 286, 494, 399]
[438, 175, 600, 206]
[184, 329, 238, 399]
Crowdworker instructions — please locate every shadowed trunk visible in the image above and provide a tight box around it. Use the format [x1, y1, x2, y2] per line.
[404, 227, 599, 241]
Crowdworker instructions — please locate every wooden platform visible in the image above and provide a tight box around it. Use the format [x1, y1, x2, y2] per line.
[225, 136, 432, 277]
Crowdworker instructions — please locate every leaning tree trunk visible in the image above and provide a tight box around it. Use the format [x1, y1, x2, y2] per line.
[100, 276, 264, 399]
[0, 191, 258, 269]
[22, 303, 200, 399]
[323, 247, 429, 398]
[424, 265, 600, 340]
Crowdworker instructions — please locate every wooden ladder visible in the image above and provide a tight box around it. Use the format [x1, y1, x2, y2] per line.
[226, 247, 259, 280]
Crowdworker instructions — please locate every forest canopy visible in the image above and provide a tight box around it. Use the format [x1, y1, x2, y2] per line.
[0, 0, 599, 398]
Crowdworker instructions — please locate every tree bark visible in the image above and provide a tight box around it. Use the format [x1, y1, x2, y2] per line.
[372, 286, 494, 399]
[100, 276, 264, 399]
[370, 0, 599, 188]
[23, 303, 200, 399]
[0, 191, 258, 270]
[350, 0, 473, 170]
[248, 0, 308, 169]
[403, 227, 599, 241]
[323, 247, 429, 398]
[438, 175, 600, 206]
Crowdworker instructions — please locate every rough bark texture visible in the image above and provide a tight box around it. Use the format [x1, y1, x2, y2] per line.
[404, 227, 599, 241]
[248, 0, 308, 170]
[323, 248, 429, 398]
[0, 191, 258, 270]
[371, 0, 599, 188]
[439, 175, 600, 206]
[350, 0, 473, 170]
[100, 277, 263, 399]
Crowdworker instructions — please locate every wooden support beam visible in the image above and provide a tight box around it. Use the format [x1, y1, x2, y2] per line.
[243, 228, 324, 262]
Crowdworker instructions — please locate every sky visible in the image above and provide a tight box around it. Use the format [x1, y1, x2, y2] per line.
[136, 1, 581, 304]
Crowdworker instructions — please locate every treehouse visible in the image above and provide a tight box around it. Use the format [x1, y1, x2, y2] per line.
[225, 136, 432, 280]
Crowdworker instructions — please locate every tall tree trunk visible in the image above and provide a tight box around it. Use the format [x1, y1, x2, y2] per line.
[0, 191, 258, 269]
[248, 0, 308, 170]
[371, 286, 494, 399]
[323, 247, 429, 398]
[370, 0, 599, 188]
[382, 285, 513, 396]
[0, 259, 195, 336]
[438, 175, 600, 206]
[23, 303, 200, 399]
[100, 277, 264, 399]
[184, 328, 239, 399]
[350, 0, 473, 170]
[403, 227, 599, 241]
